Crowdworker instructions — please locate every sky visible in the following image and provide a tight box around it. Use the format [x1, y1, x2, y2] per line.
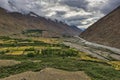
[0, 0, 120, 29]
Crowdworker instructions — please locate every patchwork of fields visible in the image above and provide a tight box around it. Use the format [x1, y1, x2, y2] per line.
[0, 36, 120, 80]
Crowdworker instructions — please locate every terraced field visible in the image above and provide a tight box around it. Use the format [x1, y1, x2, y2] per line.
[0, 36, 64, 55]
[0, 36, 120, 80]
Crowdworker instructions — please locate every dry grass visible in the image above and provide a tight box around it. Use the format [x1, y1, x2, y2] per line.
[0, 60, 21, 67]
[0, 40, 4, 43]
[108, 61, 120, 70]
[79, 52, 102, 62]
[0, 68, 91, 80]
[7, 51, 24, 55]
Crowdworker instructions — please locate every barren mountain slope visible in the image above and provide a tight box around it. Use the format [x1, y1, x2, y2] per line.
[80, 6, 120, 49]
[0, 7, 81, 38]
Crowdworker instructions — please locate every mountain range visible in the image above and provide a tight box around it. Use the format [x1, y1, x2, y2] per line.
[0, 7, 81, 38]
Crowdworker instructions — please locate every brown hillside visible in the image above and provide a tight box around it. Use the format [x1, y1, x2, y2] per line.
[0, 7, 81, 38]
[0, 68, 91, 80]
[80, 6, 120, 49]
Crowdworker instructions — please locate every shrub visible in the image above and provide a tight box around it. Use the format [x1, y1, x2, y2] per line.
[26, 52, 35, 57]
[25, 48, 35, 51]
[60, 49, 79, 57]
[0, 50, 10, 55]
[0, 51, 6, 55]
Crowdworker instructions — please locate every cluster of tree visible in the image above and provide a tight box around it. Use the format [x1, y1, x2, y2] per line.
[41, 48, 79, 57]
[22, 29, 45, 37]
[25, 48, 79, 58]
[25, 48, 40, 57]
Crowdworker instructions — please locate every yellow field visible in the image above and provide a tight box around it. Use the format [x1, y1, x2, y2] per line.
[1, 46, 61, 55]
[108, 61, 120, 70]
[79, 52, 120, 70]
[7, 51, 24, 55]
[0, 40, 16, 44]
[79, 52, 102, 62]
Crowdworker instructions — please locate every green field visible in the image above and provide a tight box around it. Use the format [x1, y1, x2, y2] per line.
[0, 36, 120, 80]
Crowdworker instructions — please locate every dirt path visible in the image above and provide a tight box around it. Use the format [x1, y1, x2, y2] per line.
[0, 68, 91, 80]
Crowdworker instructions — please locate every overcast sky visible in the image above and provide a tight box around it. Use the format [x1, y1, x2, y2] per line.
[0, 0, 120, 29]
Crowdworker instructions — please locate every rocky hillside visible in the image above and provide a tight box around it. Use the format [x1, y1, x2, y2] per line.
[0, 7, 81, 38]
[80, 6, 120, 49]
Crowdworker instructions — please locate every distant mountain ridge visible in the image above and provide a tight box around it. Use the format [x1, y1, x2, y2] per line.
[80, 6, 120, 49]
[0, 7, 81, 38]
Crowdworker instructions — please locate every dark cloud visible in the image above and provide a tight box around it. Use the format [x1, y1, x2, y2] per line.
[56, 11, 66, 16]
[0, 0, 119, 29]
[101, 0, 120, 14]
[60, 0, 89, 10]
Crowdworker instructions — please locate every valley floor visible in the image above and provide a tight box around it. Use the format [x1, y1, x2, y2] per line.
[0, 36, 120, 80]
[63, 36, 120, 61]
